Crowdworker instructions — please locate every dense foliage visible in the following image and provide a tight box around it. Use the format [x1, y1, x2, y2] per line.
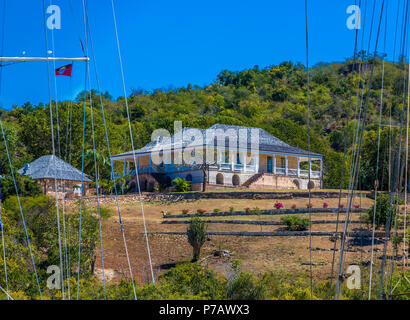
[364, 194, 404, 229]
[0, 196, 99, 299]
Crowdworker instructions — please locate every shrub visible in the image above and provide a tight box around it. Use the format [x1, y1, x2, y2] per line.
[162, 210, 171, 217]
[323, 202, 329, 208]
[226, 260, 266, 300]
[226, 271, 266, 300]
[213, 208, 221, 213]
[244, 208, 250, 213]
[0, 174, 41, 201]
[306, 203, 313, 208]
[365, 194, 403, 229]
[187, 217, 208, 262]
[182, 209, 190, 215]
[274, 202, 284, 209]
[250, 207, 262, 214]
[172, 177, 191, 192]
[281, 216, 310, 231]
[229, 207, 235, 212]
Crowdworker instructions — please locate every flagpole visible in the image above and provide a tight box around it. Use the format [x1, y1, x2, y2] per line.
[0, 57, 89, 62]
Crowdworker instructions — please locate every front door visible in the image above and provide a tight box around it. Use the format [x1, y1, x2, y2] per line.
[267, 156, 273, 173]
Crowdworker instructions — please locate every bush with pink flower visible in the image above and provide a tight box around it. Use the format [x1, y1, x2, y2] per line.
[197, 209, 207, 214]
[274, 202, 284, 209]
[354, 204, 360, 209]
[291, 204, 297, 209]
[306, 203, 313, 208]
[244, 207, 250, 213]
[323, 202, 329, 208]
[340, 204, 345, 209]
[182, 209, 190, 214]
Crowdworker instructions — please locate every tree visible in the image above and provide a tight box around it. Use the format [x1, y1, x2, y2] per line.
[187, 217, 207, 262]
[84, 149, 110, 183]
[365, 194, 403, 229]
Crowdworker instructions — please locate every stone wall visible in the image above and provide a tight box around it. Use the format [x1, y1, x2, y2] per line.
[247, 174, 321, 190]
[65, 190, 372, 206]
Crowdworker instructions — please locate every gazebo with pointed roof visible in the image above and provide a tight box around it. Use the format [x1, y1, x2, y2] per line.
[18, 155, 92, 198]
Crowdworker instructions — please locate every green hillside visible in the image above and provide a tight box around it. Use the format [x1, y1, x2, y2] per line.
[0, 56, 408, 191]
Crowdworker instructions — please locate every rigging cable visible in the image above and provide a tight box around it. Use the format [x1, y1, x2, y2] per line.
[0, 171, 8, 300]
[368, 1, 388, 298]
[84, 1, 138, 299]
[379, 0, 409, 298]
[0, 122, 43, 298]
[42, 0, 66, 300]
[76, 47, 89, 301]
[110, 0, 156, 286]
[48, 0, 72, 299]
[385, 0, 407, 293]
[389, 7, 410, 295]
[328, 0, 361, 299]
[304, 0, 313, 300]
[0, 0, 42, 300]
[81, 0, 107, 299]
[0, 0, 9, 300]
[333, 0, 371, 298]
[335, 0, 386, 300]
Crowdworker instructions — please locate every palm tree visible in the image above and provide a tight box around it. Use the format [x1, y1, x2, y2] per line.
[84, 149, 110, 193]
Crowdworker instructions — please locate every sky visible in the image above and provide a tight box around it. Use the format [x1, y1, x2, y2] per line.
[0, 0, 405, 109]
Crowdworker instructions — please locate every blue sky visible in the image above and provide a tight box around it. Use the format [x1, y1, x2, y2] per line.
[0, 0, 404, 109]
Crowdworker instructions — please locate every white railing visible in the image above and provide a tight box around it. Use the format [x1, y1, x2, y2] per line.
[220, 163, 231, 170]
[276, 167, 286, 175]
[114, 164, 320, 179]
[288, 169, 298, 176]
[299, 170, 321, 178]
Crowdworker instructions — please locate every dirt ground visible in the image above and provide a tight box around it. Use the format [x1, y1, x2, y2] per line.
[82, 194, 400, 287]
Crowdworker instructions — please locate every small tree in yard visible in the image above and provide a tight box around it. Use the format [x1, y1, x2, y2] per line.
[187, 217, 207, 262]
[365, 194, 403, 229]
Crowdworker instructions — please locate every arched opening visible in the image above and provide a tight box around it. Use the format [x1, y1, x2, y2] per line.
[186, 174, 193, 182]
[140, 178, 147, 191]
[129, 181, 136, 192]
[293, 179, 300, 189]
[165, 176, 172, 187]
[148, 181, 155, 192]
[216, 173, 224, 185]
[232, 174, 240, 186]
[308, 181, 315, 190]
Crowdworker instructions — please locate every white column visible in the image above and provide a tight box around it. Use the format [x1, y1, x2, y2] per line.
[285, 156, 288, 175]
[308, 157, 311, 176]
[149, 155, 152, 170]
[123, 160, 127, 175]
[164, 151, 169, 168]
[255, 153, 259, 173]
[297, 157, 300, 176]
[273, 154, 276, 174]
[320, 158, 324, 187]
[231, 150, 234, 170]
[242, 152, 247, 172]
[137, 156, 140, 171]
